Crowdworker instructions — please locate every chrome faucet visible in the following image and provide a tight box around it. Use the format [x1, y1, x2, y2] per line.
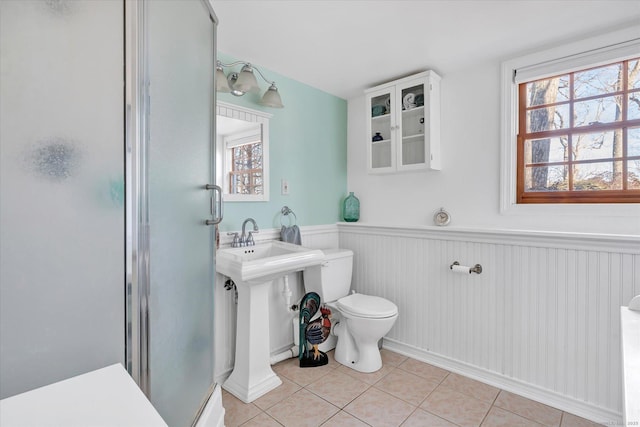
[240, 218, 259, 246]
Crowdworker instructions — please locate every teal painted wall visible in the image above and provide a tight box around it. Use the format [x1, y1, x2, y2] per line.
[217, 53, 347, 232]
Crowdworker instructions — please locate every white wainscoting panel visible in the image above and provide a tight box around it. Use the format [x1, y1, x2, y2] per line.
[338, 223, 640, 423]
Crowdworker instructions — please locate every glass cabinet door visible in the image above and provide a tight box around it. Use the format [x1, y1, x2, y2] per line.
[398, 80, 426, 170]
[365, 70, 441, 174]
[367, 89, 395, 173]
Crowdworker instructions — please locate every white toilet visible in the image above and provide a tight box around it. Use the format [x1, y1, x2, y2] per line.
[303, 248, 398, 373]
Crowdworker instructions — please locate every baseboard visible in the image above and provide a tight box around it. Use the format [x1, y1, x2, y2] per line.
[215, 369, 232, 388]
[194, 383, 225, 427]
[382, 338, 622, 425]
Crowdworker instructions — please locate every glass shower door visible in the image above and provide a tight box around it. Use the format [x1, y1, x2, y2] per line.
[0, 0, 124, 399]
[143, 1, 217, 425]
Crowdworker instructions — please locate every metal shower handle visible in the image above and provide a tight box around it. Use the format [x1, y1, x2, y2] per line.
[205, 184, 223, 225]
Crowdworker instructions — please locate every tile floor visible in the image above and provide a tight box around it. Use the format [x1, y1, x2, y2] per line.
[222, 349, 603, 427]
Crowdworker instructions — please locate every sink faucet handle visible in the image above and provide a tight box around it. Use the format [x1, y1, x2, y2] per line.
[226, 232, 240, 248]
[246, 231, 258, 246]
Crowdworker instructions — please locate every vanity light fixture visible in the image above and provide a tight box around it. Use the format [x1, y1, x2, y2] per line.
[215, 61, 284, 108]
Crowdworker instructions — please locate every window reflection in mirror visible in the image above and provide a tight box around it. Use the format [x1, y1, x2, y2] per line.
[216, 102, 271, 202]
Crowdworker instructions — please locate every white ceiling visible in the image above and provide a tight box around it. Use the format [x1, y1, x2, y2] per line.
[213, 0, 640, 100]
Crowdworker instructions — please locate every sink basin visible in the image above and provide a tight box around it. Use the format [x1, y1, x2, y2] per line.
[217, 241, 324, 284]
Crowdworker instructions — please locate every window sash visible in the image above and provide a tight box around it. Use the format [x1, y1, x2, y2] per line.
[517, 57, 640, 203]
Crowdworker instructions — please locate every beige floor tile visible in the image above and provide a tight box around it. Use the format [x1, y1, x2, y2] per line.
[273, 356, 336, 387]
[240, 412, 283, 427]
[266, 388, 339, 427]
[321, 410, 371, 426]
[374, 368, 440, 406]
[336, 363, 396, 385]
[420, 385, 492, 427]
[306, 369, 370, 408]
[381, 348, 408, 367]
[222, 350, 579, 427]
[222, 390, 262, 427]
[397, 358, 450, 383]
[560, 412, 605, 427]
[344, 387, 415, 427]
[253, 377, 301, 410]
[441, 372, 500, 403]
[494, 391, 562, 427]
[326, 350, 339, 366]
[481, 406, 544, 427]
[401, 408, 459, 427]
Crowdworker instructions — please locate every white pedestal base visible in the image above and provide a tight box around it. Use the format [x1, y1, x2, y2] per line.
[223, 279, 282, 403]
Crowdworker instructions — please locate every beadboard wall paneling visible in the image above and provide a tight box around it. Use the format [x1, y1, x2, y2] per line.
[213, 225, 339, 383]
[338, 223, 640, 423]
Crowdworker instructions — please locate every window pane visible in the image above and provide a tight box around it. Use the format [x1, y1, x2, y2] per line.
[629, 127, 640, 156]
[573, 130, 618, 162]
[574, 95, 622, 127]
[518, 57, 640, 203]
[629, 160, 640, 189]
[573, 161, 622, 190]
[524, 137, 567, 164]
[526, 76, 569, 107]
[524, 165, 567, 191]
[629, 59, 640, 90]
[527, 104, 570, 132]
[574, 63, 622, 99]
[628, 92, 640, 120]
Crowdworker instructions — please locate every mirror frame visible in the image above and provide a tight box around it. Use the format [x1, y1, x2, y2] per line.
[216, 101, 272, 202]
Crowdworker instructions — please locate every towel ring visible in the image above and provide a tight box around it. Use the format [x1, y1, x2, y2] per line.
[280, 206, 297, 227]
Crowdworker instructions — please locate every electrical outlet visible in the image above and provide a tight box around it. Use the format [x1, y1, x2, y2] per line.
[281, 179, 289, 195]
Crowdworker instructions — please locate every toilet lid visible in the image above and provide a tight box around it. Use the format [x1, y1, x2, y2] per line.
[337, 293, 398, 318]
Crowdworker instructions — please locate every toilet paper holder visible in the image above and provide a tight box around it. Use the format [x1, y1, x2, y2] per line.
[450, 261, 483, 274]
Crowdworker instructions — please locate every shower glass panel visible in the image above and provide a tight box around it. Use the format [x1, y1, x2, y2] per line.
[0, 0, 124, 398]
[145, 1, 216, 425]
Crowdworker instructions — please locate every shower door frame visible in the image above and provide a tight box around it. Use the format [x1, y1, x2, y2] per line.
[125, 0, 220, 423]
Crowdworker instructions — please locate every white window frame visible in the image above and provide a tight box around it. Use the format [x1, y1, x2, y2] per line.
[500, 25, 640, 217]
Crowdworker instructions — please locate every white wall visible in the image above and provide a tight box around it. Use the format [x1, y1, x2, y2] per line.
[347, 60, 640, 235]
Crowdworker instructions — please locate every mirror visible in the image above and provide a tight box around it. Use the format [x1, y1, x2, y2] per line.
[216, 102, 272, 202]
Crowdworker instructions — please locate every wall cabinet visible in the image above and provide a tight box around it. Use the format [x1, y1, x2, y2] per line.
[366, 70, 441, 173]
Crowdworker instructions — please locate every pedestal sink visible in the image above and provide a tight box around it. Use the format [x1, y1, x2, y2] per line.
[217, 241, 324, 403]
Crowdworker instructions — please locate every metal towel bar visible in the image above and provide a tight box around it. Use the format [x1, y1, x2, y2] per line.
[280, 206, 297, 227]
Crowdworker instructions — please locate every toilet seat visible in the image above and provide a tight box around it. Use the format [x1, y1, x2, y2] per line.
[337, 293, 398, 319]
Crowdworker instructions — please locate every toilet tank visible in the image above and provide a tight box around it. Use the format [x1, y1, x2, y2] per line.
[303, 248, 353, 303]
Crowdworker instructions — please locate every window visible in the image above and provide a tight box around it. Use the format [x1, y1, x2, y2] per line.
[501, 27, 640, 210]
[517, 57, 640, 203]
[229, 139, 263, 195]
[216, 102, 271, 202]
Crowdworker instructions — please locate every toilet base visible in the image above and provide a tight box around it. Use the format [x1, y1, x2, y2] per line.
[335, 340, 382, 373]
[333, 321, 384, 373]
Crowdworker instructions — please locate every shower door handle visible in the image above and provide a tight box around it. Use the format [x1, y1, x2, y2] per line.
[205, 184, 223, 225]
